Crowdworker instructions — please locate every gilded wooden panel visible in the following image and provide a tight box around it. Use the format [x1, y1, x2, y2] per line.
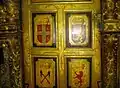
[33, 13, 56, 47]
[67, 58, 91, 88]
[34, 57, 57, 88]
[66, 12, 91, 47]
[22, 0, 101, 88]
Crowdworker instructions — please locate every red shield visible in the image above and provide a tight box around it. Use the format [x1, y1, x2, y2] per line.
[37, 24, 51, 44]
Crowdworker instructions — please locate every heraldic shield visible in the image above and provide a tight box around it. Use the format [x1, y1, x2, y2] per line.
[67, 58, 91, 88]
[68, 14, 90, 47]
[34, 57, 56, 88]
[37, 24, 50, 43]
[34, 14, 54, 46]
[71, 23, 86, 44]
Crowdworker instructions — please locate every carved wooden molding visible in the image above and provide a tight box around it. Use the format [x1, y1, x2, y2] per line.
[0, 0, 22, 88]
[116, 1, 120, 20]
[117, 35, 120, 88]
[0, 37, 22, 88]
[102, 0, 120, 88]
[104, 20, 120, 32]
[102, 0, 120, 20]
[102, 34, 119, 87]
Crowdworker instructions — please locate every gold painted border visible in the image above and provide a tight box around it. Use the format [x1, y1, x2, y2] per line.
[31, 0, 93, 4]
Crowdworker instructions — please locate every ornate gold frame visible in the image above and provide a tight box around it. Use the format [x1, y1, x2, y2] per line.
[22, 0, 101, 88]
[0, 0, 120, 88]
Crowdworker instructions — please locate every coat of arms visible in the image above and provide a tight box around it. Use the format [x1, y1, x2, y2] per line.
[37, 21, 51, 44]
[68, 14, 89, 47]
[34, 14, 54, 46]
[68, 58, 91, 88]
[35, 58, 56, 87]
[71, 23, 86, 44]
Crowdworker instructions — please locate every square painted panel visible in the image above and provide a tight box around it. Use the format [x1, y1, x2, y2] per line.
[34, 57, 57, 88]
[32, 0, 91, 3]
[32, 13, 56, 47]
[66, 12, 92, 48]
[67, 58, 91, 88]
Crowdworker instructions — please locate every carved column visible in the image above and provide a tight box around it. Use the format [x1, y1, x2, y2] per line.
[0, 0, 22, 88]
[102, 0, 120, 88]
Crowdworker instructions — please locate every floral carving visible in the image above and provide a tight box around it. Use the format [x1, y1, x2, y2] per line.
[0, 41, 11, 88]
[0, 0, 19, 31]
[116, 1, 120, 19]
[103, 0, 115, 20]
[102, 0, 120, 88]
[102, 34, 118, 88]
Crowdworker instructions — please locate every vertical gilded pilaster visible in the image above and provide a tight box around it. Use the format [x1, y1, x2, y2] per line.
[0, 0, 22, 88]
[102, 0, 120, 88]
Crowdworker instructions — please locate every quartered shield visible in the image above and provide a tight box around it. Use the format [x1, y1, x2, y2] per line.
[37, 24, 51, 44]
[34, 15, 53, 46]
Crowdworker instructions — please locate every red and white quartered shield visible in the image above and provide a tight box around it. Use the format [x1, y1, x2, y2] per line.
[34, 15, 53, 46]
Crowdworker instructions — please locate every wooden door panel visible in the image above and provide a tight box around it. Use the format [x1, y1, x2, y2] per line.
[66, 57, 92, 88]
[22, 0, 101, 88]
